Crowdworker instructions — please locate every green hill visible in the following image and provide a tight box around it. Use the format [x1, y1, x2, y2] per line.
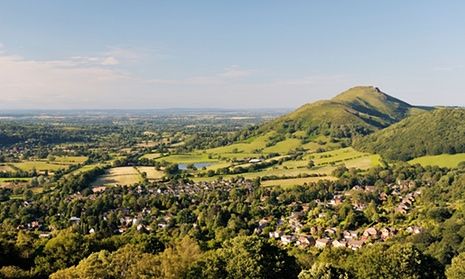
[353, 108, 465, 161]
[258, 86, 417, 138]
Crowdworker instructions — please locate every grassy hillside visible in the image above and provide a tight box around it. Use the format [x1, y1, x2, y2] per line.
[258, 86, 417, 138]
[354, 108, 465, 161]
[409, 153, 465, 168]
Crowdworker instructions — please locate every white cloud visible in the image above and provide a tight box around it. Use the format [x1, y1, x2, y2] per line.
[0, 52, 134, 108]
[0, 46, 365, 109]
[101, 56, 119, 65]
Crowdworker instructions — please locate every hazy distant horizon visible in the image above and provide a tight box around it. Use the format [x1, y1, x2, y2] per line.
[1, 1, 465, 109]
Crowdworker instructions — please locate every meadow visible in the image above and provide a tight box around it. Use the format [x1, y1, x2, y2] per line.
[92, 167, 142, 187]
[409, 153, 465, 168]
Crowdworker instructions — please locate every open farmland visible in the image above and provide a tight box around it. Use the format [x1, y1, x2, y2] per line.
[0, 165, 15, 172]
[10, 161, 68, 172]
[409, 153, 465, 168]
[261, 176, 337, 188]
[135, 166, 164, 180]
[92, 167, 142, 187]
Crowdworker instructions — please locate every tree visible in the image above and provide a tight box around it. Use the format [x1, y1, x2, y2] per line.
[189, 235, 299, 279]
[159, 236, 202, 279]
[446, 252, 465, 279]
[308, 160, 315, 169]
[299, 263, 350, 279]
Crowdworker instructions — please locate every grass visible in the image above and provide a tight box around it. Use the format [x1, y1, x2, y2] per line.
[51, 156, 88, 164]
[136, 141, 159, 148]
[0, 177, 32, 182]
[261, 176, 337, 188]
[136, 166, 164, 180]
[141, 153, 162, 160]
[262, 138, 302, 154]
[206, 133, 273, 154]
[409, 153, 465, 168]
[92, 167, 142, 186]
[0, 165, 15, 172]
[8, 156, 88, 172]
[156, 153, 217, 164]
[69, 163, 104, 176]
[307, 147, 373, 166]
[11, 161, 67, 172]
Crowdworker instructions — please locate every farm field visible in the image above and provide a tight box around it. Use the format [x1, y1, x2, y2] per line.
[156, 153, 218, 164]
[8, 156, 88, 173]
[140, 153, 162, 160]
[10, 161, 68, 172]
[135, 166, 164, 180]
[174, 143, 381, 186]
[51, 156, 88, 164]
[261, 176, 337, 187]
[262, 138, 302, 154]
[0, 165, 15, 172]
[409, 153, 465, 168]
[68, 163, 104, 176]
[92, 167, 142, 187]
[0, 177, 32, 182]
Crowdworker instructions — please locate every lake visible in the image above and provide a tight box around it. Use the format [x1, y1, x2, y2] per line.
[178, 162, 213, 170]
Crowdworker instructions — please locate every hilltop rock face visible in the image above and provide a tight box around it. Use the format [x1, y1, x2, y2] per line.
[259, 86, 418, 138]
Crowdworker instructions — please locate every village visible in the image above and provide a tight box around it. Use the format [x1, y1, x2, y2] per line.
[256, 180, 424, 250]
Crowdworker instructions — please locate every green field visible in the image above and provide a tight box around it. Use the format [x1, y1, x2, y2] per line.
[262, 138, 302, 154]
[409, 153, 465, 168]
[206, 133, 273, 154]
[140, 153, 162, 160]
[136, 166, 164, 180]
[156, 153, 218, 164]
[261, 176, 337, 188]
[92, 167, 142, 187]
[10, 161, 67, 172]
[8, 156, 88, 172]
[0, 177, 32, 182]
[69, 163, 104, 176]
[51, 156, 88, 164]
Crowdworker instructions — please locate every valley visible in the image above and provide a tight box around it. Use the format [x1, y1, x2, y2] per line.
[0, 86, 463, 278]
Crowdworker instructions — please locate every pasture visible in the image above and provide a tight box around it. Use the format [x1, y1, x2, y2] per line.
[92, 167, 142, 187]
[261, 176, 337, 188]
[136, 166, 164, 180]
[409, 153, 465, 168]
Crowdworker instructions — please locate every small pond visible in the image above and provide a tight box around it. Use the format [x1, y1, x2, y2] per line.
[178, 162, 213, 170]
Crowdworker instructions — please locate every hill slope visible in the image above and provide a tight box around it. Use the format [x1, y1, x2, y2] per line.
[353, 108, 465, 161]
[258, 86, 417, 138]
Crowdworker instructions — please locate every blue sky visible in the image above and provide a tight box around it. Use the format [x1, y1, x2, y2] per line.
[0, 1, 464, 109]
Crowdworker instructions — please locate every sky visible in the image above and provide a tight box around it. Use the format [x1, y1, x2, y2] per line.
[0, 0, 464, 109]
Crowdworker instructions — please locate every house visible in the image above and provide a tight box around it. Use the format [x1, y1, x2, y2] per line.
[280, 235, 296, 245]
[332, 239, 347, 248]
[69, 216, 80, 222]
[296, 235, 315, 247]
[406, 226, 423, 234]
[325, 228, 337, 235]
[363, 227, 379, 239]
[343, 230, 358, 240]
[258, 218, 271, 228]
[269, 230, 284, 239]
[348, 239, 365, 250]
[380, 228, 396, 240]
[315, 238, 331, 249]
